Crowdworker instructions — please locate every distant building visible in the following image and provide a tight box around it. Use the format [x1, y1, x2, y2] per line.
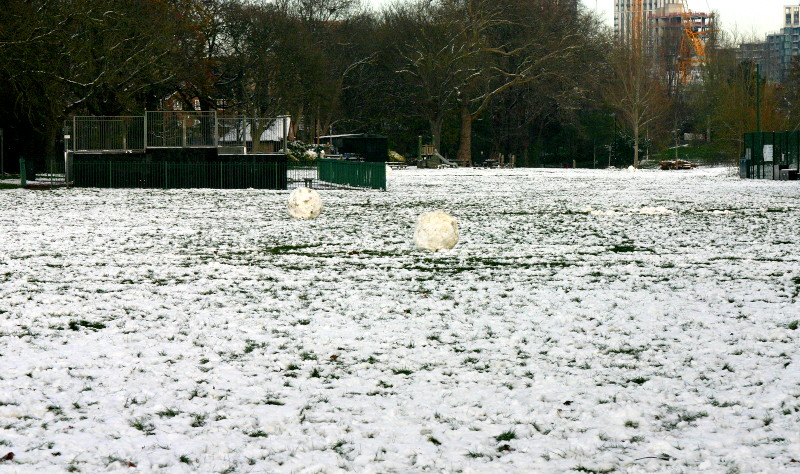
[615, 0, 665, 41]
[648, 2, 714, 84]
[738, 3, 800, 83]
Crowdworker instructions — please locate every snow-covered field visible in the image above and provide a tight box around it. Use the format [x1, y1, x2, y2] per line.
[1, 167, 799, 473]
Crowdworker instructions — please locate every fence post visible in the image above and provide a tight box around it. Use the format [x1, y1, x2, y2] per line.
[19, 156, 26, 187]
[213, 111, 218, 148]
[282, 115, 289, 152]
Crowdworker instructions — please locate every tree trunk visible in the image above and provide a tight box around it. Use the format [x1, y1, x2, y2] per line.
[633, 122, 640, 168]
[429, 115, 443, 152]
[456, 105, 472, 167]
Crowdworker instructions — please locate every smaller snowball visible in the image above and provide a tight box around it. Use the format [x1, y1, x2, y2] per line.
[288, 187, 322, 219]
[626, 165, 637, 172]
[415, 210, 459, 251]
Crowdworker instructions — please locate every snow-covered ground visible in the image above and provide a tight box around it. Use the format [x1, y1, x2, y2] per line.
[0, 167, 798, 473]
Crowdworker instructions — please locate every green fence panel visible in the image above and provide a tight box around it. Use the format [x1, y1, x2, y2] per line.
[741, 131, 800, 179]
[72, 160, 287, 189]
[317, 159, 386, 190]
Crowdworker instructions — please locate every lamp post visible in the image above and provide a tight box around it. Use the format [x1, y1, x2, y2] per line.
[756, 63, 761, 133]
[608, 113, 616, 168]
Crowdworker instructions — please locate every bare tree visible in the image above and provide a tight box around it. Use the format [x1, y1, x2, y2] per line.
[603, 43, 667, 168]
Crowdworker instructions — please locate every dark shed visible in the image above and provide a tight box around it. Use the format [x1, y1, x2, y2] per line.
[319, 134, 388, 163]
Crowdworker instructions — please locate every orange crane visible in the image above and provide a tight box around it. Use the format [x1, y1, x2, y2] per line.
[631, 0, 644, 55]
[678, 0, 709, 83]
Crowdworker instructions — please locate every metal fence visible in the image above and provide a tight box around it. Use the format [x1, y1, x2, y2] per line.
[73, 116, 144, 152]
[318, 158, 386, 190]
[742, 131, 800, 179]
[217, 117, 289, 153]
[72, 160, 287, 189]
[146, 111, 216, 148]
[69, 158, 387, 190]
[70, 113, 290, 152]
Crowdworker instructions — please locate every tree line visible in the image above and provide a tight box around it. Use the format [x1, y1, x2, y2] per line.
[0, 0, 792, 172]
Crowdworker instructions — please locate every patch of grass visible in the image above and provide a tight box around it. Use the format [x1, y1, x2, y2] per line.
[246, 430, 268, 438]
[533, 422, 551, 435]
[0, 183, 21, 190]
[243, 340, 266, 354]
[573, 466, 615, 473]
[129, 417, 155, 435]
[392, 368, 413, 375]
[190, 413, 206, 427]
[710, 399, 739, 408]
[610, 244, 636, 253]
[179, 455, 192, 464]
[268, 244, 322, 255]
[68, 320, 106, 331]
[428, 436, 441, 446]
[787, 320, 799, 331]
[331, 439, 348, 456]
[628, 377, 649, 385]
[677, 410, 708, 424]
[495, 430, 516, 442]
[624, 420, 640, 428]
[157, 408, 181, 418]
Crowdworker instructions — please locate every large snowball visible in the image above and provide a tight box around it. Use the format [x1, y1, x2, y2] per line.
[288, 187, 322, 219]
[415, 210, 459, 251]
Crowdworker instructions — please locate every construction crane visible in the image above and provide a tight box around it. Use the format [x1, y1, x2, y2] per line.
[678, 0, 709, 83]
[631, 0, 644, 56]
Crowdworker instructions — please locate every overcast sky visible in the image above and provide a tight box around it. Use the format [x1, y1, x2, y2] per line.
[364, 0, 791, 40]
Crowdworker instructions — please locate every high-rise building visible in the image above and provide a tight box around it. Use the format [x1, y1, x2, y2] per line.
[614, 0, 665, 41]
[738, 4, 800, 83]
[648, 2, 714, 84]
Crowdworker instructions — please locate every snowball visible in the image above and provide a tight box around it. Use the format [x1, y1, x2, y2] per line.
[288, 187, 322, 219]
[415, 210, 458, 251]
[626, 165, 637, 172]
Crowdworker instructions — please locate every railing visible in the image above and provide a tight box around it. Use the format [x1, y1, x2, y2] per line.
[70, 113, 290, 152]
[217, 117, 288, 153]
[146, 111, 216, 148]
[317, 159, 386, 190]
[73, 116, 144, 151]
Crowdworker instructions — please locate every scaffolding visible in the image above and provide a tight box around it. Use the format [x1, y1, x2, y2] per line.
[648, 2, 713, 84]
